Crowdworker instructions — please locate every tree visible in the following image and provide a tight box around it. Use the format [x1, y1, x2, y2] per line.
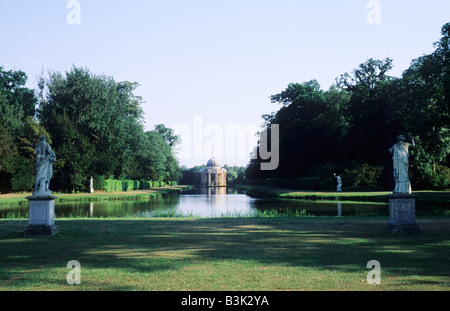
[0, 67, 37, 132]
[38, 66, 147, 190]
[154, 124, 181, 148]
[337, 58, 398, 167]
[125, 129, 181, 182]
[252, 80, 349, 179]
[0, 124, 17, 193]
[0, 67, 38, 192]
[395, 23, 450, 188]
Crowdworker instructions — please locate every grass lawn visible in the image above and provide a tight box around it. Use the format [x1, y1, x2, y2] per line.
[0, 217, 449, 291]
[237, 185, 450, 205]
[0, 186, 191, 208]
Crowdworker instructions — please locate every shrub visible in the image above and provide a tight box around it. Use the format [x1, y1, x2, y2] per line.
[342, 163, 383, 189]
[11, 157, 34, 192]
[139, 180, 150, 189]
[419, 164, 450, 190]
[93, 175, 105, 191]
[122, 180, 134, 192]
[104, 179, 116, 193]
[114, 180, 123, 192]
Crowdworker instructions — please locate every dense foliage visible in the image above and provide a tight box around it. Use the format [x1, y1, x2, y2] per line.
[247, 22, 450, 190]
[0, 66, 181, 193]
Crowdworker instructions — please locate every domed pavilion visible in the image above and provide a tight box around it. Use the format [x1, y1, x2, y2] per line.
[199, 157, 227, 187]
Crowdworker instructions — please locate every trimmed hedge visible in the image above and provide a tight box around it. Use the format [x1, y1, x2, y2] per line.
[103, 179, 179, 192]
[123, 180, 135, 192]
[104, 179, 123, 193]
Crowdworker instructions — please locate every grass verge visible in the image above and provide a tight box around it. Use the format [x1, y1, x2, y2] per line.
[237, 185, 450, 205]
[0, 186, 191, 208]
[0, 217, 449, 291]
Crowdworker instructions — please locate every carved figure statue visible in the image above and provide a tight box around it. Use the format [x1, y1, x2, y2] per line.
[389, 134, 415, 194]
[334, 173, 342, 192]
[33, 135, 56, 196]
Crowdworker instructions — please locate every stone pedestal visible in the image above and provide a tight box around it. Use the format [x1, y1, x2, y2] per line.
[386, 193, 420, 234]
[24, 196, 59, 238]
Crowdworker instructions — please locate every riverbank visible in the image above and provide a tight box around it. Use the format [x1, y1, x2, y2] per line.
[0, 217, 449, 291]
[0, 186, 192, 207]
[236, 185, 450, 206]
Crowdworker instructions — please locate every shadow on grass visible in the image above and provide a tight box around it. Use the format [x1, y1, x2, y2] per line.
[0, 218, 449, 289]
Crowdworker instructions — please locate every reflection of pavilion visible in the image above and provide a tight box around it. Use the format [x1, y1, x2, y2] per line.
[201, 186, 227, 195]
[199, 157, 227, 187]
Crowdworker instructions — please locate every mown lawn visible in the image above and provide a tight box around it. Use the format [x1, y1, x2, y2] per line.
[0, 217, 449, 291]
[0, 187, 191, 209]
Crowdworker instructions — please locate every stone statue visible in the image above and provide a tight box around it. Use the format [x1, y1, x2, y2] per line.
[334, 173, 342, 192]
[33, 135, 56, 196]
[389, 134, 415, 194]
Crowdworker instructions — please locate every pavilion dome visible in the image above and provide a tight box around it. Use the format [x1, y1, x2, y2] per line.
[206, 157, 220, 168]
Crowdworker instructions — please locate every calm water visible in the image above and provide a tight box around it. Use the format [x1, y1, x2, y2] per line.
[1, 187, 446, 218]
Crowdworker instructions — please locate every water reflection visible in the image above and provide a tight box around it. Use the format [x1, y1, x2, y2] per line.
[250, 198, 389, 217]
[175, 187, 257, 217]
[200, 187, 227, 195]
[89, 202, 94, 218]
[2, 187, 447, 219]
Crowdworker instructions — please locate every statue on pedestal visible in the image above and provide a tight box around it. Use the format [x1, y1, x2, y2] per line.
[386, 134, 420, 234]
[25, 135, 59, 237]
[33, 135, 56, 196]
[388, 134, 415, 194]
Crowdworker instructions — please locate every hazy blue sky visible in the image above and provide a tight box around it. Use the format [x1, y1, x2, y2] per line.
[1, 1, 449, 167]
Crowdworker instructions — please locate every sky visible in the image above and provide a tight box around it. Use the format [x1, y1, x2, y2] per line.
[1, 0, 449, 168]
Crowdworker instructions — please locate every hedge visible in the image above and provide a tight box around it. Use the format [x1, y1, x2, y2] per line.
[122, 180, 135, 192]
[103, 179, 179, 192]
[104, 179, 123, 193]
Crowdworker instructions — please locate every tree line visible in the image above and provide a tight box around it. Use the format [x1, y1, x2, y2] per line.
[0, 66, 181, 193]
[247, 22, 450, 191]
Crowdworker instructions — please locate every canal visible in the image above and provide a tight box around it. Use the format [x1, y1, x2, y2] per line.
[0, 187, 398, 218]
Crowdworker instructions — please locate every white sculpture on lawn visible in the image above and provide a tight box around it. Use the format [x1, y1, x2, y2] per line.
[334, 173, 342, 192]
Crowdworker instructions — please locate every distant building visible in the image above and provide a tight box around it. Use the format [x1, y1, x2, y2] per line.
[199, 157, 227, 187]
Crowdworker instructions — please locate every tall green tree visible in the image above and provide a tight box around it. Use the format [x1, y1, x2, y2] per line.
[128, 130, 181, 182]
[337, 58, 398, 166]
[38, 66, 146, 190]
[395, 22, 450, 188]
[0, 67, 37, 132]
[257, 80, 349, 178]
[0, 67, 39, 192]
[154, 124, 181, 148]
